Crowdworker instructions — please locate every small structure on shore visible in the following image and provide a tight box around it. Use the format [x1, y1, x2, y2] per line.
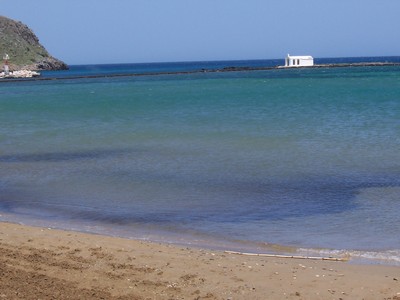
[284, 54, 314, 67]
[3, 53, 10, 75]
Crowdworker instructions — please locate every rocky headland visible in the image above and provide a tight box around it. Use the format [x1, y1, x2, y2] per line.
[0, 15, 68, 72]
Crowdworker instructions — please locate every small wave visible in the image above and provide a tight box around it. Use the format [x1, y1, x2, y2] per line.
[297, 248, 400, 266]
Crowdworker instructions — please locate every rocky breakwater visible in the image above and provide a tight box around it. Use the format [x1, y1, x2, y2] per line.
[0, 15, 68, 71]
[0, 69, 40, 79]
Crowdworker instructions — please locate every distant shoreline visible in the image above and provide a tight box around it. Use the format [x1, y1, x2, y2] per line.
[1, 61, 399, 83]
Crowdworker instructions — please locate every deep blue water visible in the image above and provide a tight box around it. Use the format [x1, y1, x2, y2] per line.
[40, 56, 400, 78]
[1, 57, 400, 264]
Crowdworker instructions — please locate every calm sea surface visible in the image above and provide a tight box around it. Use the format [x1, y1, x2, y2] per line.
[1, 57, 400, 264]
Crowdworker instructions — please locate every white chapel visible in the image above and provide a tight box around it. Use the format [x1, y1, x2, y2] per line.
[284, 54, 314, 67]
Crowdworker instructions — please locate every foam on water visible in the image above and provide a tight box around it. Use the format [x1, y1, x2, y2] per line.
[297, 248, 400, 266]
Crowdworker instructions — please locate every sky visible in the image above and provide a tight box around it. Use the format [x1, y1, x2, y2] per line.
[1, 0, 400, 65]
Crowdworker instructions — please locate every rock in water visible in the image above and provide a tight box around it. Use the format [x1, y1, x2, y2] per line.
[0, 15, 68, 71]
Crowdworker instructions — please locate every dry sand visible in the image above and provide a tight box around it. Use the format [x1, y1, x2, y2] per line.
[0, 221, 399, 300]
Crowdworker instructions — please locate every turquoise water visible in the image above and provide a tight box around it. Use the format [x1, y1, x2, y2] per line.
[1, 60, 400, 264]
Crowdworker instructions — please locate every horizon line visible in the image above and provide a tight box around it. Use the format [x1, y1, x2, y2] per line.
[63, 55, 400, 67]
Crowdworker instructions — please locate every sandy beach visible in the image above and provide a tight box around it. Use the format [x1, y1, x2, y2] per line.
[0, 222, 398, 299]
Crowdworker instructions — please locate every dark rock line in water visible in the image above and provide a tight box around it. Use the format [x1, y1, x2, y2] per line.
[1, 62, 399, 83]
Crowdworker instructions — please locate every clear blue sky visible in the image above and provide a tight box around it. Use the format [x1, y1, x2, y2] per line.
[2, 0, 400, 65]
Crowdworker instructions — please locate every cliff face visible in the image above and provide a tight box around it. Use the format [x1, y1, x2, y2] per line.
[0, 16, 68, 71]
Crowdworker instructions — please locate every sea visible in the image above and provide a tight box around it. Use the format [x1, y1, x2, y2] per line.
[1, 56, 400, 265]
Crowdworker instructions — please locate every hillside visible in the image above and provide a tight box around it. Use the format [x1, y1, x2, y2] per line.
[0, 16, 68, 71]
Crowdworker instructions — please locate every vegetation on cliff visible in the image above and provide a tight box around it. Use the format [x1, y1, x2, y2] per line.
[0, 15, 68, 71]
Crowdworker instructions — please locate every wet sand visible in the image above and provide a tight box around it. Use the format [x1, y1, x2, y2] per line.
[0, 221, 399, 299]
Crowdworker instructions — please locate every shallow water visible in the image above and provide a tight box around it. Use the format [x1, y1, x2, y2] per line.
[1, 59, 400, 264]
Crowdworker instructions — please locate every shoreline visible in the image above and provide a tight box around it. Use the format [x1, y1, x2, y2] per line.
[3, 212, 400, 267]
[1, 61, 399, 83]
[1, 210, 399, 267]
[0, 221, 399, 299]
